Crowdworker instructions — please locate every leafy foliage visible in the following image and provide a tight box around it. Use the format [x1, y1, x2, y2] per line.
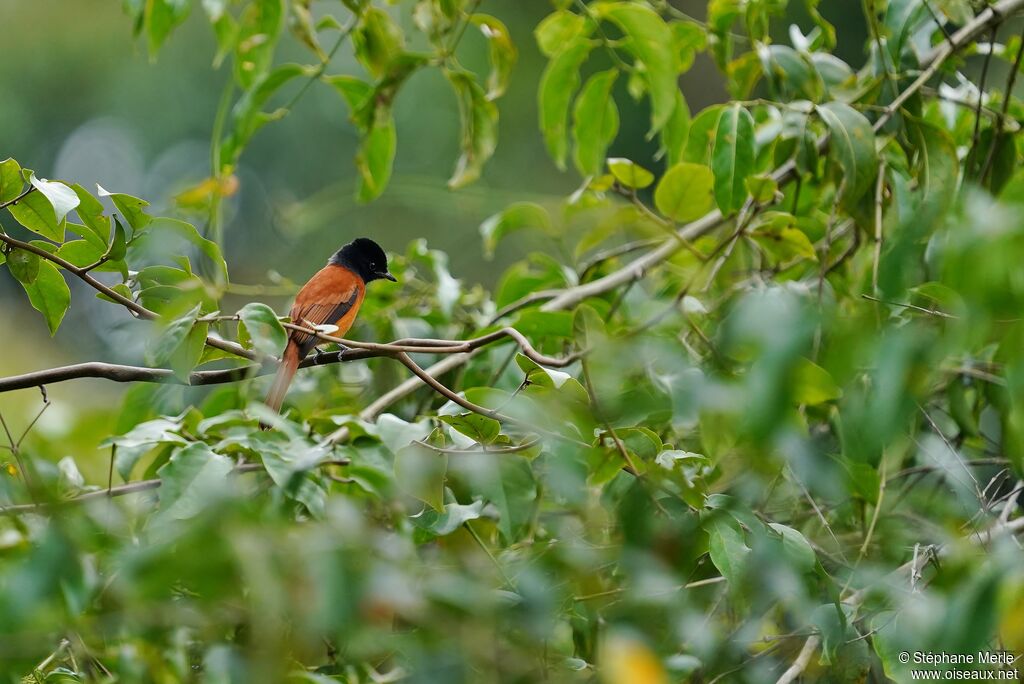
[3, 0, 1024, 682]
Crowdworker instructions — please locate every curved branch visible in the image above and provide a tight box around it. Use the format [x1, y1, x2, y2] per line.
[0, 228, 254, 361]
[0, 326, 581, 393]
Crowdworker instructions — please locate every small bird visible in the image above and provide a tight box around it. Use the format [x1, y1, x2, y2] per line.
[264, 237, 396, 412]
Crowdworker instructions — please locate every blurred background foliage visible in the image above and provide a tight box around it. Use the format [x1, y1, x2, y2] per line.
[2, 0, 1024, 682]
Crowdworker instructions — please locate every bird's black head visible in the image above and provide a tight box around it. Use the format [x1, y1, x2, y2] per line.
[329, 237, 397, 284]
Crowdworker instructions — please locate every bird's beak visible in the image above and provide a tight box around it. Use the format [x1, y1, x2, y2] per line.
[380, 271, 397, 282]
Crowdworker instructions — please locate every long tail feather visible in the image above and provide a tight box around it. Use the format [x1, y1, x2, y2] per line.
[265, 343, 300, 413]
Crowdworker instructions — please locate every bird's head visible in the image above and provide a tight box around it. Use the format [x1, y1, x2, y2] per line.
[331, 237, 397, 284]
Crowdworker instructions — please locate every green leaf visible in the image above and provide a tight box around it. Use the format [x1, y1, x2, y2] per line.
[446, 71, 498, 189]
[146, 304, 202, 368]
[594, 2, 678, 134]
[9, 190, 63, 242]
[234, 0, 285, 89]
[171, 321, 208, 382]
[654, 162, 715, 222]
[441, 413, 501, 444]
[144, 0, 191, 56]
[411, 499, 485, 536]
[323, 74, 373, 113]
[706, 517, 750, 585]
[745, 174, 778, 203]
[793, 358, 842, 405]
[96, 185, 151, 233]
[0, 158, 23, 203]
[607, 158, 654, 189]
[661, 90, 691, 167]
[711, 103, 755, 214]
[68, 183, 110, 249]
[55, 239, 104, 269]
[107, 216, 128, 261]
[155, 442, 234, 522]
[395, 443, 447, 512]
[20, 261, 71, 335]
[238, 302, 287, 356]
[908, 117, 958, 206]
[516, 354, 589, 403]
[572, 69, 620, 177]
[767, 523, 816, 573]
[472, 14, 517, 100]
[816, 102, 878, 202]
[479, 202, 551, 259]
[7, 248, 40, 285]
[353, 7, 405, 78]
[356, 107, 397, 202]
[683, 104, 723, 165]
[535, 10, 588, 57]
[539, 38, 593, 169]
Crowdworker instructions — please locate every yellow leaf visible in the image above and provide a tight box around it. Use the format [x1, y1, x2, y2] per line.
[600, 631, 668, 684]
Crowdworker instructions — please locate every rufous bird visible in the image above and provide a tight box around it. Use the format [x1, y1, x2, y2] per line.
[264, 237, 396, 412]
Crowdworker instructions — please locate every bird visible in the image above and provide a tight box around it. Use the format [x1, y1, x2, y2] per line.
[264, 237, 396, 413]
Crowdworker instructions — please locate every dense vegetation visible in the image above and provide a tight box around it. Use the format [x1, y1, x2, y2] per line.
[2, 0, 1024, 681]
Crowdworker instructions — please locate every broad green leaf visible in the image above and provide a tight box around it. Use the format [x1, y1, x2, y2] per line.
[411, 499, 485, 536]
[352, 6, 405, 79]
[607, 158, 654, 189]
[661, 89, 691, 167]
[395, 442, 447, 512]
[745, 174, 778, 203]
[7, 248, 40, 284]
[793, 358, 842, 405]
[55, 240, 104, 269]
[515, 354, 588, 403]
[594, 2, 678, 134]
[711, 103, 755, 214]
[671, 20, 706, 72]
[472, 14, 517, 100]
[155, 442, 234, 522]
[0, 158, 23, 203]
[97, 185, 151, 232]
[144, 0, 191, 55]
[767, 523, 816, 573]
[535, 10, 588, 57]
[479, 202, 551, 259]
[816, 102, 878, 202]
[654, 162, 715, 222]
[101, 415, 189, 480]
[539, 38, 593, 169]
[234, 0, 285, 89]
[441, 413, 501, 444]
[706, 518, 750, 585]
[356, 107, 397, 202]
[573, 69, 620, 177]
[238, 302, 287, 356]
[9, 190, 63, 242]
[758, 44, 822, 101]
[683, 104, 723, 165]
[20, 261, 71, 335]
[171, 321, 208, 381]
[69, 183, 110, 249]
[511, 310, 574, 339]
[374, 413, 434, 455]
[447, 71, 498, 189]
[908, 117, 958, 205]
[146, 303, 202, 368]
[323, 74, 373, 113]
[107, 216, 128, 261]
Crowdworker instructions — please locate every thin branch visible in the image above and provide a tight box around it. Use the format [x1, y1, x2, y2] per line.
[0, 459, 351, 517]
[0, 229, 253, 361]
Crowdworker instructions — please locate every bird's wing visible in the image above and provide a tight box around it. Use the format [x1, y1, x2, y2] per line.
[287, 266, 363, 357]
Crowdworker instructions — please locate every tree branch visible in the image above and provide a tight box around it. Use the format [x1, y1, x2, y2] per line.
[0, 327, 581, 393]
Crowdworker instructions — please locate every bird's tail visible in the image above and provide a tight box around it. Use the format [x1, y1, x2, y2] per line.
[265, 342, 300, 413]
